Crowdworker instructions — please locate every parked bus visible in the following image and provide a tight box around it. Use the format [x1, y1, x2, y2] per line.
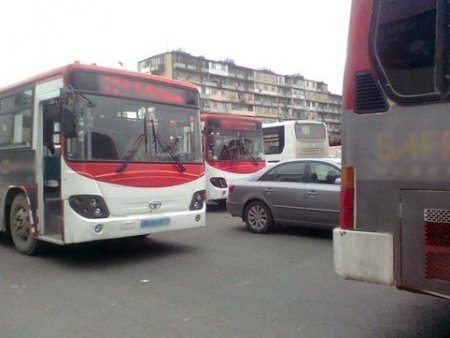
[0, 63, 206, 255]
[333, 0, 450, 298]
[262, 120, 329, 163]
[201, 113, 265, 203]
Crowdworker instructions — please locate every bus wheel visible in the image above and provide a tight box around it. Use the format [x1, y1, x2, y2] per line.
[244, 201, 273, 234]
[10, 193, 42, 255]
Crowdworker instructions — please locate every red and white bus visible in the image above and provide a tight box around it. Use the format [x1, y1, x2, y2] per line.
[334, 0, 450, 298]
[201, 113, 265, 203]
[0, 63, 205, 255]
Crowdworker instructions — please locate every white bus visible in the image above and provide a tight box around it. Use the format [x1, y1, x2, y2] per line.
[262, 120, 329, 163]
[0, 63, 206, 255]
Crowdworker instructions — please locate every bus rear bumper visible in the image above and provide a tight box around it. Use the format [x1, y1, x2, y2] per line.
[333, 228, 394, 285]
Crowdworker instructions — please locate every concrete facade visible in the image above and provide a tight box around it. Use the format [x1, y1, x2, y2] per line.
[138, 51, 342, 143]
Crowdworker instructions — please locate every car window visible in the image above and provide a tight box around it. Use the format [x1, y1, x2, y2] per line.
[261, 162, 306, 183]
[309, 162, 340, 184]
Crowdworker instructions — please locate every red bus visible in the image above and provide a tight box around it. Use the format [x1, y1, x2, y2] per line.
[201, 113, 265, 203]
[0, 63, 205, 255]
[333, 0, 450, 298]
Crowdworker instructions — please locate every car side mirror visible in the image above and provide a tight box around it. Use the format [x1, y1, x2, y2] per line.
[335, 178, 341, 185]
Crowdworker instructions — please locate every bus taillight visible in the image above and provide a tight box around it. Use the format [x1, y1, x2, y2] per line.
[340, 167, 354, 230]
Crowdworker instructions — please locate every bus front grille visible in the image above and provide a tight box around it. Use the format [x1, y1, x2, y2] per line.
[424, 209, 450, 282]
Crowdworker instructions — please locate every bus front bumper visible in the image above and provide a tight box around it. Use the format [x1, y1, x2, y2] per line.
[64, 205, 206, 244]
[333, 228, 394, 285]
[206, 186, 228, 203]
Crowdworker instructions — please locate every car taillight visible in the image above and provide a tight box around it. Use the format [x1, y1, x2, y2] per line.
[340, 167, 354, 230]
[228, 184, 235, 193]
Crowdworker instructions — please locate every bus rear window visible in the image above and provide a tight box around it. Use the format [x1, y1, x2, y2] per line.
[294, 124, 326, 140]
[374, 0, 438, 97]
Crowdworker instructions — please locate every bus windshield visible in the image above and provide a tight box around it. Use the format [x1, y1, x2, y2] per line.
[65, 94, 202, 163]
[207, 129, 264, 162]
[294, 123, 326, 140]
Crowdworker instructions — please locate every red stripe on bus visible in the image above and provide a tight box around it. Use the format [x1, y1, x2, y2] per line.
[207, 161, 265, 174]
[344, 0, 373, 110]
[65, 161, 204, 187]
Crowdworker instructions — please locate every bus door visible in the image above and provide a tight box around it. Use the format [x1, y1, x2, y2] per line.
[41, 98, 62, 238]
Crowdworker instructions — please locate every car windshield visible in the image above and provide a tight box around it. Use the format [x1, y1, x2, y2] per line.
[207, 129, 265, 162]
[65, 94, 202, 163]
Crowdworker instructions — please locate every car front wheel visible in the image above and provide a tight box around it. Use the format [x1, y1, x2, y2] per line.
[244, 201, 273, 234]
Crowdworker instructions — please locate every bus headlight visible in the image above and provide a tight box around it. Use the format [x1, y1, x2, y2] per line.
[69, 195, 110, 219]
[89, 198, 98, 208]
[189, 190, 206, 210]
[210, 177, 227, 188]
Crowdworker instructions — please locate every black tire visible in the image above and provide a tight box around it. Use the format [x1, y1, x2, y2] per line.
[244, 201, 273, 234]
[9, 193, 43, 255]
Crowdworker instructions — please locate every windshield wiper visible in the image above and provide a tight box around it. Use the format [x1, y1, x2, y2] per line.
[239, 133, 258, 166]
[150, 119, 186, 173]
[116, 118, 148, 173]
[116, 134, 146, 173]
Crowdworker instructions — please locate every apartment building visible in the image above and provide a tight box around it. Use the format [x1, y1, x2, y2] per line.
[138, 51, 342, 143]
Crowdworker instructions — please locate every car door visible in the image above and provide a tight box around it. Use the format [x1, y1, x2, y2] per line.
[305, 161, 340, 227]
[258, 161, 308, 223]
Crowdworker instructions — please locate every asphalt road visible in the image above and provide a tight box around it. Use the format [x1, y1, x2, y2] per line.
[0, 205, 448, 338]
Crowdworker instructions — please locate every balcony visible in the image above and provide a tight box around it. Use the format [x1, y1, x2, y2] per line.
[201, 81, 217, 87]
[173, 63, 186, 69]
[222, 84, 236, 90]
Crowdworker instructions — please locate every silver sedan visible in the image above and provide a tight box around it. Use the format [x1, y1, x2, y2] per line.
[226, 158, 341, 233]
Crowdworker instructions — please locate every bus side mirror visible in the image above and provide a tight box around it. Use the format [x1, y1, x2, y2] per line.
[62, 107, 76, 138]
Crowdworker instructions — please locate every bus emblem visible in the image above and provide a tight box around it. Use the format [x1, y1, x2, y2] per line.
[149, 200, 162, 210]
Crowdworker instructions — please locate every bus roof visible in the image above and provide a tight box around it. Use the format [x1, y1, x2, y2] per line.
[0, 63, 199, 93]
[262, 120, 325, 128]
[201, 112, 261, 122]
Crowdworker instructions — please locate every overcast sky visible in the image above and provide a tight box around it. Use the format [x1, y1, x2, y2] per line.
[1, 0, 352, 94]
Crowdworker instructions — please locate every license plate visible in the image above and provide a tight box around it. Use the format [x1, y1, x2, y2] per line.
[141, 217, 170, 228]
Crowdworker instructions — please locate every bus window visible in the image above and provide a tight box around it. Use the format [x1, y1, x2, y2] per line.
[262, 126, 284, 154]
[375, 0, 438, 97]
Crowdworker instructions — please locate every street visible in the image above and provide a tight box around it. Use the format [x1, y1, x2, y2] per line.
[0, 205, 448, 338]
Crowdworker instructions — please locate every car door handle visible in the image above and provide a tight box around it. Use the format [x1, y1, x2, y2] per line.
[307, 191, 318, 196]
[264, 188, 274, 193]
